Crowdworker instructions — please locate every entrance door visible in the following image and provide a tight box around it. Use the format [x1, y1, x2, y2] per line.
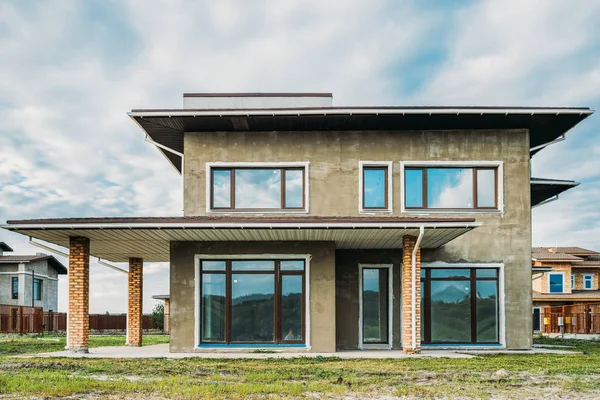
[359, 264, 392, 349]
[532, 307, 541, 332]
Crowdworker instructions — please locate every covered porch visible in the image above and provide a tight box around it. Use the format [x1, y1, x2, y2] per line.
[3, 216, 480, 353]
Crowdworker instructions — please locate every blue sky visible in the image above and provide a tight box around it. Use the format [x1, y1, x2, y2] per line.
[1, 0, 599, 313]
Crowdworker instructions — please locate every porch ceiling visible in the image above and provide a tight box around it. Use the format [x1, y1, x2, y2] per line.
[2, 217, 480, 263]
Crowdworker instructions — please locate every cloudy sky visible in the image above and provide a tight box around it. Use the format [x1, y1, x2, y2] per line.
[1, 0, 599, 313]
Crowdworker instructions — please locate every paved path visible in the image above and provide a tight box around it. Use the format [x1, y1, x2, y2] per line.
[20, 344, 578, 359]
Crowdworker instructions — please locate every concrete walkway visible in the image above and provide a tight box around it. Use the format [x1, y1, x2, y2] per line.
[22, 344, 578, 359]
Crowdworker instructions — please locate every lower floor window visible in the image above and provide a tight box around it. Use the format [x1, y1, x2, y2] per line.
[421, 267, 499, 344]
[200, 259, 305, 345]
[33, 278, 42, 301]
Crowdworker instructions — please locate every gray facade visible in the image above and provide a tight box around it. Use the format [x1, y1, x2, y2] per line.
[0, 258, 62, 311]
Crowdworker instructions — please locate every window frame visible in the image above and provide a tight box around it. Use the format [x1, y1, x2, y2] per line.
[358, 161, 393, 214]
[583, 274, 594, 290]
[400, 161, 504, 213]
[206, 162, 310, 213]
[11, 276, 18, 299]
[33, 278, 42, 301]
[194, 255, 310, 348]
[420, 265, 502, 345]
[548, 272, 565, 293]
[358, 264, 393, 349]
[571, 273, 576, 290]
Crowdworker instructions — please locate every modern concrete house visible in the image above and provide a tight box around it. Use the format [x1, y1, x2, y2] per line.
[532, 246, 600, 331]
[1, 93, 593, 353]
[0, 242, 67, 311]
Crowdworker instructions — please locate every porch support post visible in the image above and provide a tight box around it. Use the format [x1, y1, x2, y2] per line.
[127, 257, 143, 346]
[68, 236, 90, 353]
[164, 298, 170, 334]
[402, 235, 421, 353]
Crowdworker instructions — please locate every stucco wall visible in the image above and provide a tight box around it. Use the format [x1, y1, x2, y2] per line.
[169, 241, 336, 353]
[182, 128, 532, 350]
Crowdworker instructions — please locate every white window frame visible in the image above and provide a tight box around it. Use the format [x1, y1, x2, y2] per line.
[194, 254, 311, 350]
[571, 273, 576, 290]
[583, 274, 594, 290]
[358, 263, 393, 350]
[205, 162, 310, 214]
[358, 161, 393, 214]
[400, 161, 504, 214]
[548, 272, 565, 294]
[421, 262, 506, 348]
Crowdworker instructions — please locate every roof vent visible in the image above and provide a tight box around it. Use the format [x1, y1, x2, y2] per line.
[182, 93, 333, 109]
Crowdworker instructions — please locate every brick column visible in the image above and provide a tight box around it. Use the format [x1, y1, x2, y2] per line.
[68, 236, 90, 353]
[164, 298, 170, 334]
[127, 258, 143, 346]
[402, 235, 421, 353]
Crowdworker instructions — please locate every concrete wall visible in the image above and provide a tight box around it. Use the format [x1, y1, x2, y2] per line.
[182, 128, 532, 350]
[169, 241, 336, 353]
[335, 249, 403, 350]
[0, 261, 59, 311]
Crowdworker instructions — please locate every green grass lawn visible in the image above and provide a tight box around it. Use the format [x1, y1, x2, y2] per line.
[0, 336, 599, 399]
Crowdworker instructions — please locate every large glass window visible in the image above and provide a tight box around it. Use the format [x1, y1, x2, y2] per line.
[584, 274, 593, 290]
[210, 167, 305, 211]
[12, 277, 18, 299]
[33, 278, 42, 301]
[199, 259, 305, 345]
[362, 166, 388, 210]
[421, 267, 499, 344]
[361, 268, 389, 344]
[549, 273, 564, 293]
[405, 166, 498, 210]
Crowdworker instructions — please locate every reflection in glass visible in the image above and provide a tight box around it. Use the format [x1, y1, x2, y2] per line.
[549, 274, 564, 293]
[285, 169, 303, 208]
[476, 281, 498, 342]
[475, 269, 497, 278]
[201, 274, 226, 342]
[212, 170, 231, 208]
[405, 169, 423, 208]
[362, 269, 389, 343]
[363, 168, 386, 208]
[231, 274, 275, 342]
[281, 275, 303, 341]
[202, 261, 226, 271]
[231, 260, 274, 271]
[430, 269, 470, 279]
[280, 260, 305, 271]
[427, 168, 473, 208]
[476, 169, 496, 207]
[430, 280, 471, 342]
[235, 169, 281, 209]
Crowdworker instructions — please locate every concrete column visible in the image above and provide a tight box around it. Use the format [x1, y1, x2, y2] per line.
[127, 257, 143, 346]
[68, 236, 90, 353]
[401, 235, 421, 353]
[164, 298, 170, 334]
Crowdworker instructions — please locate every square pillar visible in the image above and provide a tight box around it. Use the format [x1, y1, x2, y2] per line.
[402, 235, 421, 353]
[68, 236, 90, 353]
[127, 257, 143, 346]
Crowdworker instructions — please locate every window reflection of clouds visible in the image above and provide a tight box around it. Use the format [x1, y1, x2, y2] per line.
[234, 169, 281, 209]
[363, 169, 386, 208]
[405, 169, 423, 207]
[428, 168, 473, 208]
[285, 170, 303, 208]
[476, 169, 495, 207]
[212, 170, 231, 207]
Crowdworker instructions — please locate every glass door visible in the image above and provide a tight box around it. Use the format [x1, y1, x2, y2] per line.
[359, 265, 392, 348]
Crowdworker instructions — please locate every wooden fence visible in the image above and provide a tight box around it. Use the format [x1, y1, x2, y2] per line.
[541, 303, 600, 334]
[0, 305, 158, 334]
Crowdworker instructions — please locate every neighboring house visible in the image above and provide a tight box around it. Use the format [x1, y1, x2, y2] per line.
[151, 294, 170, 333]
[532, 247, 600, 332]
[0, 242, 67, 311]
[1, 93, 593, 354]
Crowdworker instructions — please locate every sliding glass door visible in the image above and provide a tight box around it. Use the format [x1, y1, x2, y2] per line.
[360, 265, 392, 347]
[199, 259, 305, 345]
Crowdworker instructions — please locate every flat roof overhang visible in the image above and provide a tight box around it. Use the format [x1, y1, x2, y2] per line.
[531, 178, 580, 206]
[3, 217, 480, 263]
[128, 106, 593, 173]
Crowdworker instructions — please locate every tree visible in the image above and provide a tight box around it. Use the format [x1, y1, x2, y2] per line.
[151, 303, 165, 331]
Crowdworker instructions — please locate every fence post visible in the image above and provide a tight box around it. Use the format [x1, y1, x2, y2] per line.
[19, 306, 24, 335]
[48, 310, 54, 332]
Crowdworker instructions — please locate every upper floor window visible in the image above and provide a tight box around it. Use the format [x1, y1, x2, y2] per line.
[548, 273, 564, 293]
[583, 274, 593, 290]
[33, 278, 42, 301]
[403, 163, 501, 211]
[571, 273, 575, 289]
[208, 163, 308, 212]
[359, 162, 392, 213]
[12, 277, 18, 299]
